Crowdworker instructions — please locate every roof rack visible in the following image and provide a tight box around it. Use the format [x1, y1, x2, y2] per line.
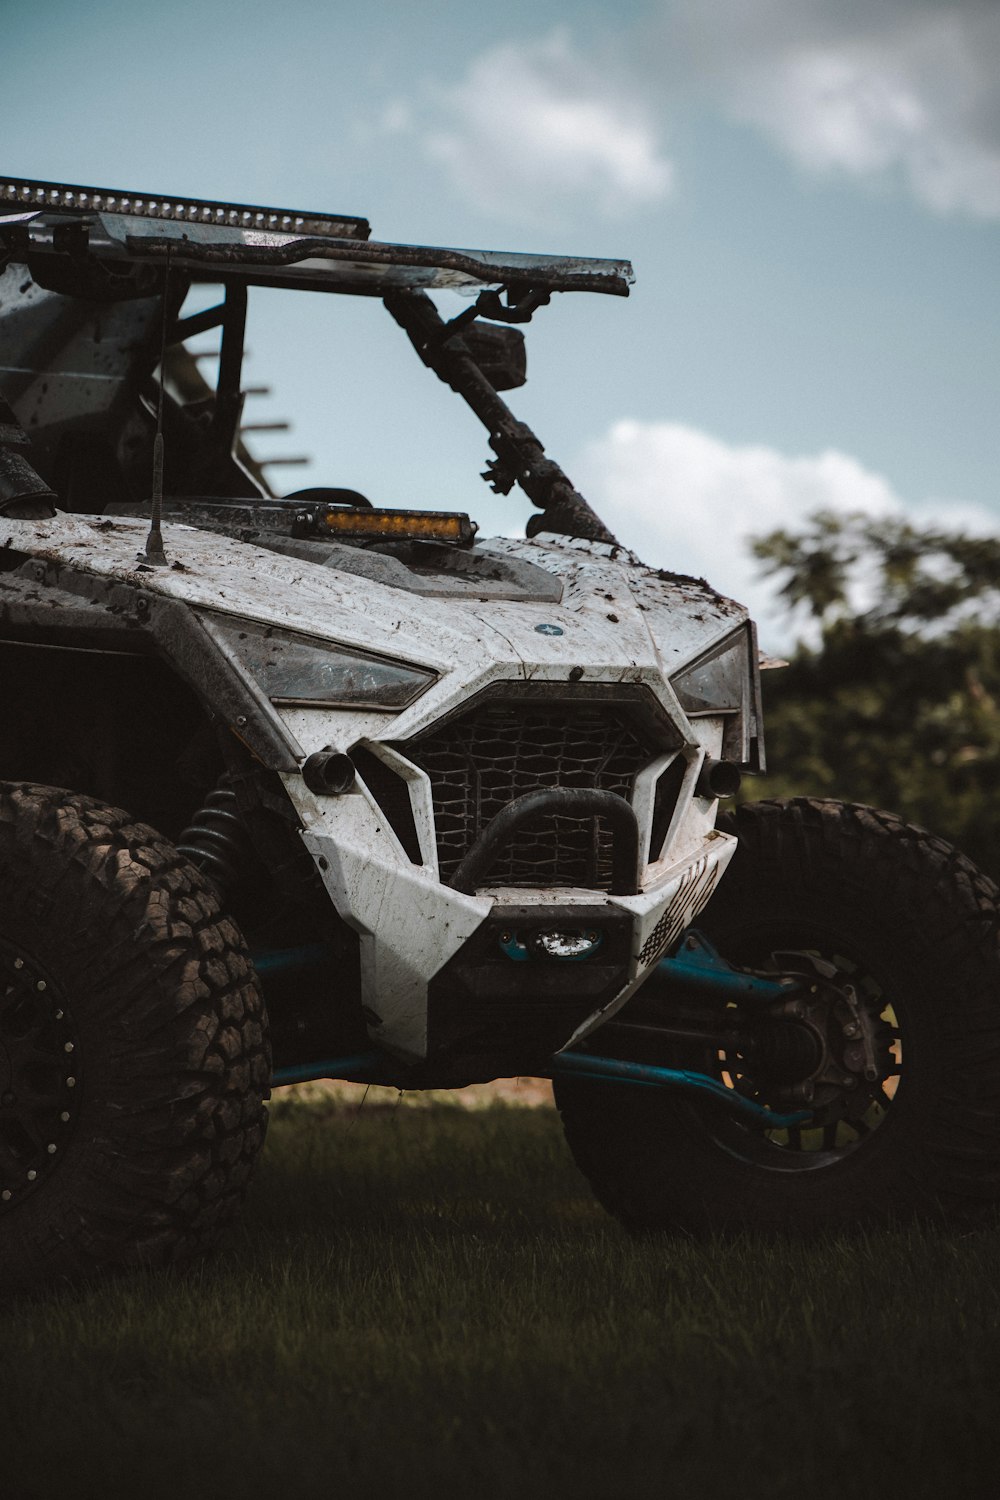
[0, 174, 633, 298]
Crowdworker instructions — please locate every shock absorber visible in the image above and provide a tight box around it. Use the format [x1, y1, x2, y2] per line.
[178, 782, 254, 892]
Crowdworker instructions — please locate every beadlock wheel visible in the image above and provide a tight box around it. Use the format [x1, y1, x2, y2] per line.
[700, 942, 903, 1169]
[0, 940, 82, 1211]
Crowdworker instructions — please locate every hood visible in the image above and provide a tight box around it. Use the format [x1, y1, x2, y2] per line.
[0, 510, 749, 744]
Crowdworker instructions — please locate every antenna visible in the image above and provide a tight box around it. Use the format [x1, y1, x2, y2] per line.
[143, 244, 171, 565]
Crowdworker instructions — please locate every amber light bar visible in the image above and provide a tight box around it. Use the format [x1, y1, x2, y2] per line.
[314, 508, 477, 546]
[0, 175, 370, 241]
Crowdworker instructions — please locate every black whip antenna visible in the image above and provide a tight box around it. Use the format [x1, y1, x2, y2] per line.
[143, 243, 172, 565]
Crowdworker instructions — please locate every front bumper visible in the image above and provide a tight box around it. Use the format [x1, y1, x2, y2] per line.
[287, 760, 735, 1066]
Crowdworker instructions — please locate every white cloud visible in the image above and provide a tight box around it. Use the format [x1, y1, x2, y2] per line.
[420, 32, 673, 223]
[670, 0, 1000, 218]
[378, 100, 413, 136]
[376, 4, 1000, 224]
[575, 419, 994, 645]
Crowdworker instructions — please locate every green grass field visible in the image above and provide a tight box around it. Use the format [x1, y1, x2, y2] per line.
[3, 1091, 999, 1500]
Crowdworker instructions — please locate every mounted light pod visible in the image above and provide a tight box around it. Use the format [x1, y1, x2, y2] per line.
[299, 507, 477, 548]
[695, 755, 742, 801]
[499, 929, 604, 962]
[532, 929, 603, 961]
[302, 750, 356, 796]
[206, 616, 436, 712]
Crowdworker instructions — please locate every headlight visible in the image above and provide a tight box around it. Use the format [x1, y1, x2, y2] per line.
[671, 624, 762, 768]
[204, 616, 436, 711]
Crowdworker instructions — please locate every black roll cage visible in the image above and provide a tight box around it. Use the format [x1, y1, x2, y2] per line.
[1, 176, 633, 542]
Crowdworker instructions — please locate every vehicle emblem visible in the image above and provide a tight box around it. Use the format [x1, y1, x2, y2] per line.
[534, 623, 564, 636]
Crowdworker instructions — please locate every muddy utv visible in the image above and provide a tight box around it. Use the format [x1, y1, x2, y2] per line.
[1, 175, 998, 1289]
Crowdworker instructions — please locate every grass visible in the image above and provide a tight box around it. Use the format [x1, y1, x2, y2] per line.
[3, 1089, 1000, 1500]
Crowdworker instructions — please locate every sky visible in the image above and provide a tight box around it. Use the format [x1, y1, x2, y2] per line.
[4, 0, 999, 644]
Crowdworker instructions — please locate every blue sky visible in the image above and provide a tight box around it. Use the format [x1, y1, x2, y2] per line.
[4, 0, 999, 638]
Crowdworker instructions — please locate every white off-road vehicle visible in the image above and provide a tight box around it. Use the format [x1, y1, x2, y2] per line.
[2, 176, 999, 1287]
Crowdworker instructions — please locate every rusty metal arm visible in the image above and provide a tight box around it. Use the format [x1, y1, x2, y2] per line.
[382, 288, 617, 546]
[124, 233, 630, 296]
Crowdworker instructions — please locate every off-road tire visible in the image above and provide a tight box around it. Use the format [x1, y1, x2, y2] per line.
[0, 783, 270, 1290]
[556, 799, 1000, 1232]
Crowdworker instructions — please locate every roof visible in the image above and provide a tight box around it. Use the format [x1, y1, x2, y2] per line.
[1, 175, 634, 297]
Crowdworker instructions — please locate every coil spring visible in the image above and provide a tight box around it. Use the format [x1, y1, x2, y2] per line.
[178, 784, 253, 891]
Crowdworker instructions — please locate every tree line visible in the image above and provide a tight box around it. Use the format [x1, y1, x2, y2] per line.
[746, 511, 1000, 880]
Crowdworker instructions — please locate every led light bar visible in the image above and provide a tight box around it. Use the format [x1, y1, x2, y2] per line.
[0, 175, 370, 241]
[305, 508, 478, 547]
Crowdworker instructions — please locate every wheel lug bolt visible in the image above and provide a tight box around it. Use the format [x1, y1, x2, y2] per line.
[46, 1143, 56, 1154]
[66, 1077, 76, 1088]
[27, 1170, 36, 1181]
[36, 980, 46, 992]
[1, 1190, 10, 1201]
[60, 1111, 70, 1123]
[13, 959, 23, 970]
[55, 1010, 64, 1021]
[64, 1042, 74, 1054]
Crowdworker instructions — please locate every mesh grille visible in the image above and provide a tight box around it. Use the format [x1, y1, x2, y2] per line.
[406, 701, 654, 889]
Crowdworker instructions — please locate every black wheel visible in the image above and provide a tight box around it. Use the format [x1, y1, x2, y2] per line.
[0, 783, 270, 1289]
[556, 799, 1000, 1232]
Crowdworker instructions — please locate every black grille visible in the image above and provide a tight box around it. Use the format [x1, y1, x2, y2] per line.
[405, 699, 656, 889]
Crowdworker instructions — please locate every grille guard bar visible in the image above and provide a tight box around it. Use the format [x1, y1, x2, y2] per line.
[447, 787, 641, 896]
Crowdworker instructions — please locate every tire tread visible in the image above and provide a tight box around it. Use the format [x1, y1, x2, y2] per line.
[0, 782, 270, 1288]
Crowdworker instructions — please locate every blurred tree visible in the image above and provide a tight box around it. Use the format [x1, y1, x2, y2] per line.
[746, 510, 1000, 878]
